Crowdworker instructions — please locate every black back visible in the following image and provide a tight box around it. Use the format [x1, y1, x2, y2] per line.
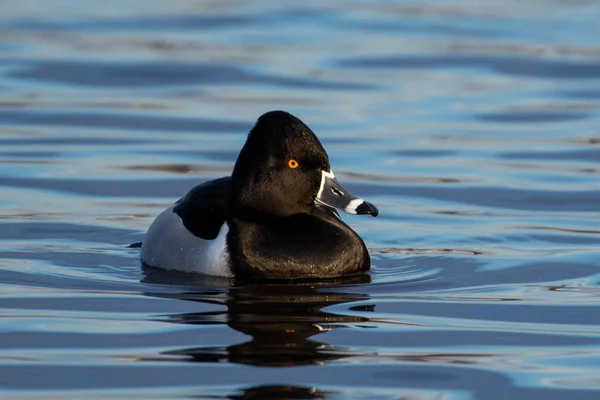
[173, 176, 230, 240]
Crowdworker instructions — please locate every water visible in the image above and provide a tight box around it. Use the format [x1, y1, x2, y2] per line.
[1, 0, 599, 398]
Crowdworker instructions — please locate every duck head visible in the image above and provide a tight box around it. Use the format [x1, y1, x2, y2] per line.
[230, 110, 378, 219]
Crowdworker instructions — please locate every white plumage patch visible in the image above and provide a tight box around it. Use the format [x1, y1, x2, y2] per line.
[344, 198, 364, 215]
[317, 170, 335, 199]
[140, 205, 231, 277]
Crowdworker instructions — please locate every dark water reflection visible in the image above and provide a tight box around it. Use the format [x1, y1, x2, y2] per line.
[2, 0, 600, 399]
[143, 273, 371, 367]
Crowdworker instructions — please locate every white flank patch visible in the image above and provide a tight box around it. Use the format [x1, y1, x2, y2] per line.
[141, 205, 231, 277]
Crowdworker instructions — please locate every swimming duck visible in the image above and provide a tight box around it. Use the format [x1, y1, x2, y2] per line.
[141, 110, 378, 280]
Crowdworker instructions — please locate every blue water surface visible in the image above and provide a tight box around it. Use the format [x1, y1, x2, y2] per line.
[1, 1, 599, 399]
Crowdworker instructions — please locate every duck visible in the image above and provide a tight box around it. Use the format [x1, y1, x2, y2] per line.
[141, 110, 378, 280]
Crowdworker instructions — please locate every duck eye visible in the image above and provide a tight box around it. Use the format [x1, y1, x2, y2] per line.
[288, 159, 299, 169]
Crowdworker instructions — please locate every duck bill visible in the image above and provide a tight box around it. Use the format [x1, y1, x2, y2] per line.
[314, 170, 378, 216]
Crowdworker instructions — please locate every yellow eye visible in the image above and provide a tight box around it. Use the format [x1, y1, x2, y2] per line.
[288, 159, 299, 169]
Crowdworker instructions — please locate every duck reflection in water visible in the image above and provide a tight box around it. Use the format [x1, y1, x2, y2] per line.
[142, 267, 372, 367]
[228, 384, 330, 399]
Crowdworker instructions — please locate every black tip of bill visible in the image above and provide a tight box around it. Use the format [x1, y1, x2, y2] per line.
[355, 200, 378, 217]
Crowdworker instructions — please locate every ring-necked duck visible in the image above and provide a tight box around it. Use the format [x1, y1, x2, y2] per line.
[141, 110, 378, 280]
